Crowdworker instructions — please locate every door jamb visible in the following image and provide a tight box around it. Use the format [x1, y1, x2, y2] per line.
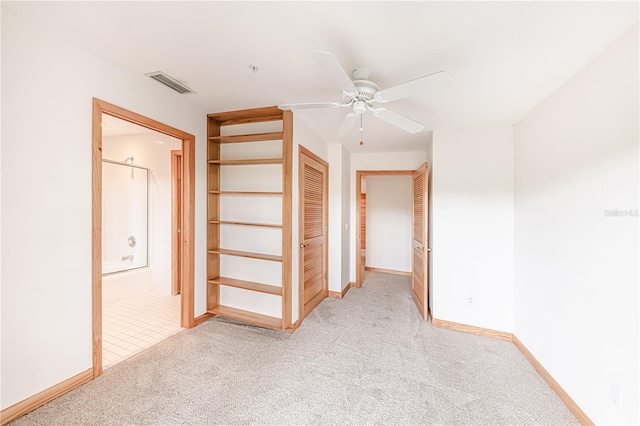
[92, 98, 196, 379]
[171, 150, 182, 296]
[355, 170, 413, 288]
[298, 146, 329, 324]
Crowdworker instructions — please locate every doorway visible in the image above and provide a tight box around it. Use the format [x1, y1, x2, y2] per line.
[92, 98, 195, 378]
[355, 167, 430, 320]
[355, 171, 413, 288]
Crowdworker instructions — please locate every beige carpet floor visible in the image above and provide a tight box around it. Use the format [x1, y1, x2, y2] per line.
[11, 271, 578, 425]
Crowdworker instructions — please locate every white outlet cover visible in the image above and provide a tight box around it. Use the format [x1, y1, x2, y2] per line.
[609, 382, 622, 410]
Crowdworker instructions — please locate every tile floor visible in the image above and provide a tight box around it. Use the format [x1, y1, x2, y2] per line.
[102, 292, 182, 369]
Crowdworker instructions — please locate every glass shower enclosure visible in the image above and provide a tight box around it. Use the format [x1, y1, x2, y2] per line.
[102, 159, 149, 275]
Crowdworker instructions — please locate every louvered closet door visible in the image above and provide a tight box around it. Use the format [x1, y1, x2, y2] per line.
[412, 162, 429, 320]
[300, 149, 328, 319]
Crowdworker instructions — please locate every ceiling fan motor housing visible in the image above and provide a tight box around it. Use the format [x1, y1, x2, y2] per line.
[342, 78, 380, 105]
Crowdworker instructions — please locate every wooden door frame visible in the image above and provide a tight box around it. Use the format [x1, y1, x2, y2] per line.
[298, 146, 329, 324]
[171, 150, 182, 296]
[92, 98, 196, 378]
[355, 170, 414, 288]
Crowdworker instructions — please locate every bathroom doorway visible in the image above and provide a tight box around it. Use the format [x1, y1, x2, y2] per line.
[92, 99, 195, 377]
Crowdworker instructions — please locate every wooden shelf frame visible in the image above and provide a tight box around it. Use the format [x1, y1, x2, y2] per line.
[208, 276, 282, 296]
[209, 191, 283, 196]
[208, 248, 283, 262]
[209, 220, 283, 229]
[207, 305, 282, 330]
[208, 132, 283, 143]
[208, 158, 282, 165]
[207, 106, 292, 330]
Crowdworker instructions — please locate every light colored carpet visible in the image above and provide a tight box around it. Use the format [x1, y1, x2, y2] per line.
[11, 272, 578, 425]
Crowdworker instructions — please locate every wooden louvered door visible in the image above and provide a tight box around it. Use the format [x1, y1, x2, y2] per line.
[299, 147, 328, 320]
[412, 162, 429, 320]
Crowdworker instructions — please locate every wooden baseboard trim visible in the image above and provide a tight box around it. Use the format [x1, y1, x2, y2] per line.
[512, 336, 594, 425]
[431, 317, 592, 425]
[286, 319, 301, 332]
[194, 312, 214, 326]
[342, 282, 352, 297]
[364, 266, 411, 277]
[0, 368, 93, 425]
[431, 318, 513, 341]
[328, 282, 352, 299]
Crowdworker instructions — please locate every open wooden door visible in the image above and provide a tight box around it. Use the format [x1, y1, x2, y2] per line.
[299, 147, 328, 320]
[412, 162, 430, 320]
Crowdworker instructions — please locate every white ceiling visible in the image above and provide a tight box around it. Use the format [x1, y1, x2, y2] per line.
[6, 1, 638, 152]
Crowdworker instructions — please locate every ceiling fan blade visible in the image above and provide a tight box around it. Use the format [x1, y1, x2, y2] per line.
[337, 113, 359, 137]
[311, 51, 358, 95]
[374, 71, 454, 103]
[372, 108, 424, 134]
[278, 102, 345, 111]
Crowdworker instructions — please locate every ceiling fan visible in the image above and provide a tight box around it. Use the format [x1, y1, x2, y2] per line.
[278, 51, 453, 136]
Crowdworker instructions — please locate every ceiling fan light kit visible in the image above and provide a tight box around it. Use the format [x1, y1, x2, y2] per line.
[352, 100, 367, 115]
[278, 51, 453, 140]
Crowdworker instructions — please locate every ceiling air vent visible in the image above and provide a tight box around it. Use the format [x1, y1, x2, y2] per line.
[144, 71, 195, 94]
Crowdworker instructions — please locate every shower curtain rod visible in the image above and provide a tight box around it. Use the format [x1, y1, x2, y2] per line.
[102, 159, 150, 171]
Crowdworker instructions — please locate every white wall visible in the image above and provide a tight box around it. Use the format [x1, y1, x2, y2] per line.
[514, 25, 639, 425]
[365, 175, 412, 273]
[327, 143, 352, 293]
[349, 151, 427, 281]
[431, 127, 514, 332]
[340, 147, 351, 289]
[327, 144, 343, 293]
[0, 8, 207, 410]
[425, 135, 434, 312]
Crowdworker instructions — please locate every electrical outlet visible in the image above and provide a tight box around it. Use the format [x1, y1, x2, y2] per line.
[467, 297, 473, 305]
[609, 382, 622, 410]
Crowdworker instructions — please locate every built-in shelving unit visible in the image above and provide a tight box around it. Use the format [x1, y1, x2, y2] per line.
[207, 106, 292, 330]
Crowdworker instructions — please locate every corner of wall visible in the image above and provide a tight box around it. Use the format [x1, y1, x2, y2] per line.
[512, 25, 639, 425]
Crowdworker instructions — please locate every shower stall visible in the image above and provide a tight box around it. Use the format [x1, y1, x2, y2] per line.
[102, 159, 152, 303]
